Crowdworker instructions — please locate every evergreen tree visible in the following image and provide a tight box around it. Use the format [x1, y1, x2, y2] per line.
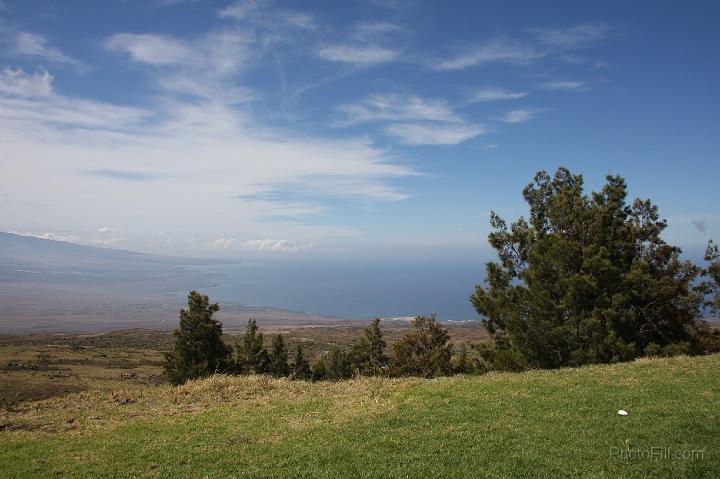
[164, 291, 230, 385]
[391, 315, 453, 377]
[290, 344, 311, 380]
[472, 168, 706, 369]
[365, 318, 388, 373]
[269, 334, 289, 377]
[345, 318, 388, 376]
[310, 358, 326, 381]
[704, 240, 720, 316]
[235, 318, 264, 374]
[325, 346, 352, 380]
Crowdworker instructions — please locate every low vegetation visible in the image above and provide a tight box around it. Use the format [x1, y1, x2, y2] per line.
[1, 354, 717, 477]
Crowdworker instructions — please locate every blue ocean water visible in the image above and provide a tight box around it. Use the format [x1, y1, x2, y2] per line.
[200, 258, 487, 321]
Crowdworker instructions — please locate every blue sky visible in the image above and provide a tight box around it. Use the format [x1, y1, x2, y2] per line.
[0, 0, 718, 259]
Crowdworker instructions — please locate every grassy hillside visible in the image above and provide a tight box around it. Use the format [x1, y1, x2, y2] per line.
[1, 355, 718, 478]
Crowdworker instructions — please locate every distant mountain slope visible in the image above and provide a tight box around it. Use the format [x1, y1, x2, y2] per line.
[0, 231, 226, 269]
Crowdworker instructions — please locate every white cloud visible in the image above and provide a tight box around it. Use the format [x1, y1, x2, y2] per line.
[317, 45, 400, 65]
[528, 23, 614, 48]
[210, 238, 237, 249]
[0, 55, 416, 254]
[10, 231, 82, 243]
[218, 1, 315, 31]
[0, 73, 149, 130]
[317, 21, 404, 66]
[105, 34, 191, 65]
[97, 227, 122, 234]
[337, 93, 460, 125]
[105, 31, 258, 103]
[435, 37, 541, 70]
[436, 24, 615, 71]
[218, 0, 265, 20]
[91, 237, 125, 246]
[353, 21, 404, 40]
[384, 122, 487, 146]
[540, 80, 586, 91]
[336, 93, 484, 146]
[497, 108, 540, 124]
[241, 239, 317, 252]
[0, 67, 53, 97]
[470, 87, 528, 102]
[12, 32, 84, 68]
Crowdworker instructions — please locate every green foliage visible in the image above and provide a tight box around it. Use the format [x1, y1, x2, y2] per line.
[324, 346, 352, 380]
[391, 315, 453, 377]
[234, 318, 266, 374]
[290, 344, 311, 380]
[341, 318, 389, 376]
[269, 334, 289, 378]
[703, 240, 720, 316]
[310, 358, 326, 381]
[164, 291, 231, 385]
[451, 342, 488, 374]
[472, 168, 705, 369]
[365, 318, 388, 373]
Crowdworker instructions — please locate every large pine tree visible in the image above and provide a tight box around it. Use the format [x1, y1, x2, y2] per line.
[471, 168, 706, 369]
[164, 291, 231, 384]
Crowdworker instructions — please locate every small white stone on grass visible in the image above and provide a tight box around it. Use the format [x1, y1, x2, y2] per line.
[618, 409, 628, 416]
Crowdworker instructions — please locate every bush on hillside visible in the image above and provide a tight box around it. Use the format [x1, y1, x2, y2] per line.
[391, 315, 453, 377]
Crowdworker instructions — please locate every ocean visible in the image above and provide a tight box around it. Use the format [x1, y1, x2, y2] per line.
[199, 257, 487, 322]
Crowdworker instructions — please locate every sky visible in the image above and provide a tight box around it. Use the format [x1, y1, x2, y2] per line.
[0, 0, 718, 260]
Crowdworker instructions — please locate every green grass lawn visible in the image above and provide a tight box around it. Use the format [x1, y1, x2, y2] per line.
[1, 354, 718, 478]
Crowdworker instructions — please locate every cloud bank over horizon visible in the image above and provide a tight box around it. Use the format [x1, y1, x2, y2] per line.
[0, 1, 717, 256]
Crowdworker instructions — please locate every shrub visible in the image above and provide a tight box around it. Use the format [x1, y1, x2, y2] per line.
[391, 315, 453, 378]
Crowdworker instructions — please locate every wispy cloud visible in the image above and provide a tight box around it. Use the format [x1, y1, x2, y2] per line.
[11, 231, 82, 244]
[336, 93, 460, 125]
[210, 238, 237, 249]
[384, 122, 487, 146]
[317, 45, 400, 65]
[436, 23, 616, 71]
[11, 32, 85, 69]
[241, 238, 318, 252]
[91, 237, 125, 247]
[0, 68, 149, 129]
[217, 0, 264, 20]
[540, 80, 586, 91]
[88, 170, 165, 181]
[317, 21, 404, 66]
[218, 0, 316, 30]
[470, 87, 528, 102]
[435, 37, 540, 70]
[336, 93, 484, 146]
[97, 227, 123, 234]
[105, 34, 191, 65]
[497, 108, 540, 124]
[528, 23, 614, 48]
[0, 67, 52, 96]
